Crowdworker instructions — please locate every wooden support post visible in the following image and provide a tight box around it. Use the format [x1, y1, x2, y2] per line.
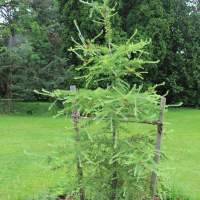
[150, 96, 166, 199]
[70, 85, 85, 200]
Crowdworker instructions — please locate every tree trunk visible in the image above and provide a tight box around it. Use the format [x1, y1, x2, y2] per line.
[111, 119, 117, 200]
[71, 85, 85, 200]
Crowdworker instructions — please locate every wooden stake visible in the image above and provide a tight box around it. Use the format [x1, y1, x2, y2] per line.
[150, 96, 166, 198]
[70, 85, 85, 200]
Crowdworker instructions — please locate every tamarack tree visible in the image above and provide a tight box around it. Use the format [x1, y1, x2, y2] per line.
[39, 0, 165, 199]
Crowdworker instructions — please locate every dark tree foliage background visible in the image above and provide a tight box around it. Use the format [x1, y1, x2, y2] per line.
[0, 0, 199, 106]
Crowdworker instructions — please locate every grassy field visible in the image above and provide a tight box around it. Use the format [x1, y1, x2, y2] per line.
[162, 109, 200, 199]
[0, 108, 200, 199]
[0, 116, 70, 200]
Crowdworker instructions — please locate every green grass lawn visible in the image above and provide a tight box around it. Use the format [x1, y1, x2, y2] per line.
[0, 116, 71, 200]
[163, 109, 200, 199]
[0, 108, 200, 199]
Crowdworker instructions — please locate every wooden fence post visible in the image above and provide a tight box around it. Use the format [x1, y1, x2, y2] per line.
[150, 96, 166, 199]
[70, 85, 85, 200]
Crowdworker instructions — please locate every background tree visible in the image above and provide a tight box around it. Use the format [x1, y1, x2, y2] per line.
[58, 0, 200, 106]
[118, 0, 200, 106]
[0, 0, 199, 107]
[0, 0, 70, 104]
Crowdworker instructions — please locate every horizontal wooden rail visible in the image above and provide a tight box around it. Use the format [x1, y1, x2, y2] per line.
[79, 116, 160, 126]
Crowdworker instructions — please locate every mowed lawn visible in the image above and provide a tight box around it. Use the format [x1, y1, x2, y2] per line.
[163, 109, 200, 199]
[0, 108, 200, 199]
[0, 116, 71, 200]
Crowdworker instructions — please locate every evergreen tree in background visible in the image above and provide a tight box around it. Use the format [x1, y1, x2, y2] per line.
[0, 0, 71, 102]
[58, 0, 200, 106]
[0, 0, 199, 106]
[124, 0, 200, 106]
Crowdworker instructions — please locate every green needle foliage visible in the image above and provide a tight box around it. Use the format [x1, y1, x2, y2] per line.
[40, 0, 165, 199]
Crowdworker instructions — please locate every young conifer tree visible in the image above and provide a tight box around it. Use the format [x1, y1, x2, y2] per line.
[41, 0, 163, 199]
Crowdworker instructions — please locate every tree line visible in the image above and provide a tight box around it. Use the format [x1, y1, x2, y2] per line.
[0, 0, 199, 106]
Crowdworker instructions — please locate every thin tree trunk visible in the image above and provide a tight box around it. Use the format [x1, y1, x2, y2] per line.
[71, 85, 85, 200]
[111, 118, 117, 200]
